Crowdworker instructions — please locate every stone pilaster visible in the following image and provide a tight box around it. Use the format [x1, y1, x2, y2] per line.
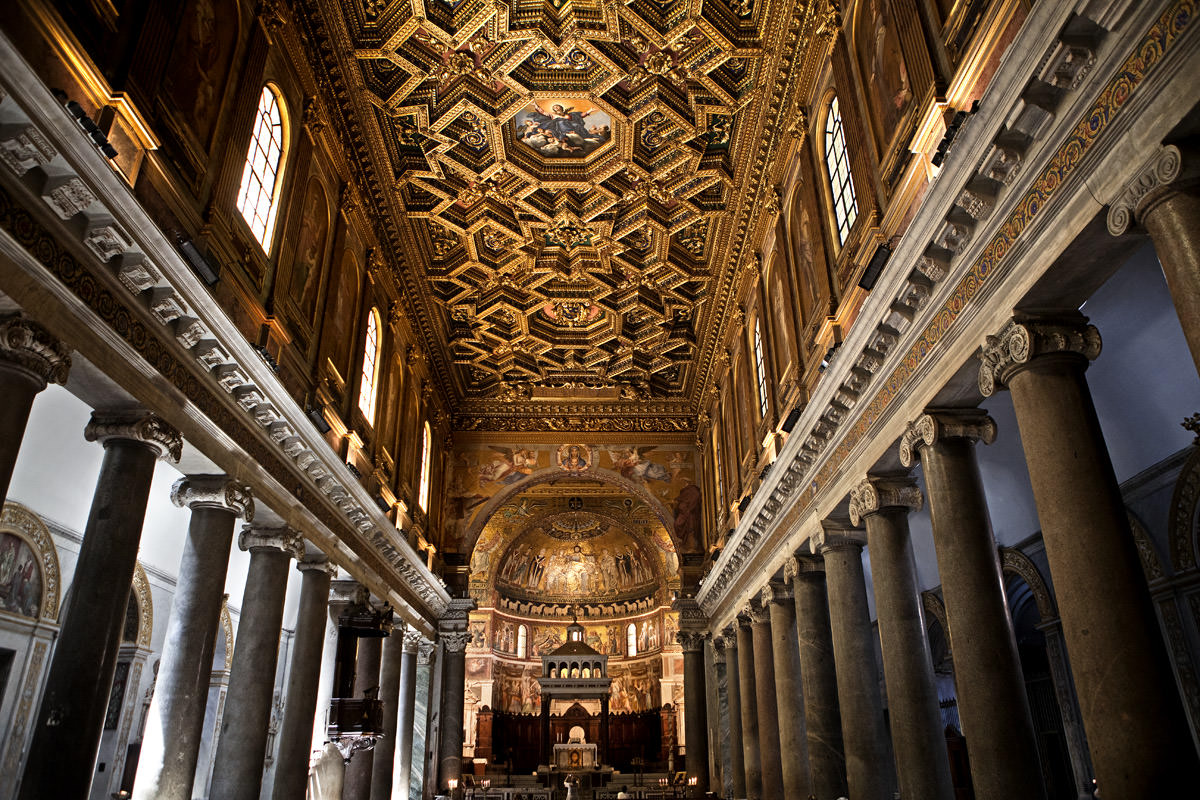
[19, 411, 179, 800]
[674, 597, 709, 797]
[815, 522, 893, 800]
[134, 476, 254, 800]
[273, 556, 338, 800]
[901, 410, 1046, 800]
[209, 526, 303, 800]
[717, 631, 747, 800]
[1108, 144, 1200, 376]
[766, 580, 811, 800]
[979, 314, 1200, 795]
[735, 611, 762, 800]
[0, 314, 70, 504]
[788, 555, 848, 800]
[395, 629, 424, 799]
[849, 476, 953, 800]
[437, 598, 474, 791]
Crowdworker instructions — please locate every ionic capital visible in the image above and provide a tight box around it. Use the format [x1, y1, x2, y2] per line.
[786, 554, 826, 582]
[298, 555, 338, 576]
[170, 475, 255, 521]
[0, 314, 70, 388]
[978, 315, 1101, 396]
[767, 579, 794, 605]
[746, 599, 770, 625]
[899, 408, 997, 466]
[84, 410, 182, 463]
[814, 519, 866, 555]
[848, 476, 922, 526]
[402, 628, 425, 654]
[718, 627, 738, 650]
[239, 524, 303, 558]
[1107, 145, 1199, 234]
[441, 631, 471, 653]
[676, 630, 708, 653]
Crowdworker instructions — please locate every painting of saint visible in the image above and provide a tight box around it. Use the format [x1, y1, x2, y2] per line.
[557, 444, 590, 472]
[673, 481, 703, 552]
[607, 446, 670, 482]
[514, 101, 613, 158]
[319, 249, 361, 379]
[288, 178, 329, 324]
[164, 0, 236, 146]
[861, 0, 912, 146]
[476, 446, 538, 486]
[0, 532, 41, 618]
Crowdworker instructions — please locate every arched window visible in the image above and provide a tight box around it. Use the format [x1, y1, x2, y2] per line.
[357, 308, 382, 424]
[417, 421, 432, 511]
[824, 96, 858, 245]
[626, 623, 637, 657]
[236, 85, 288, 252]
[753, 318, 769, 418]
[517, 624, 528, 658]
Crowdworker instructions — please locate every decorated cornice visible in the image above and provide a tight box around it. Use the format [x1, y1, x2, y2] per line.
[0, 42, 450, 623]
[696, 0, 1197, 624]
[83, 411, 183, 463]
[978, 315, 1102, 397]
[898, 409, 997, 467]
[0, 313, 70, 387]
[171, 476, 256, 521]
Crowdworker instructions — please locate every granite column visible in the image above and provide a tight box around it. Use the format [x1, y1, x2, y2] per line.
[438, 598, 474, 791]
[134, 476, 255, 800]
[0, 314, 70, 504]
[718, 633, 746, 799]
[677, 627, 710, 796]
[395, 630, 422, 799]
[979, 314, 1200, 795]
[790, 555, 848, 800]
[342, 636, 383, 799]
[850, 477, 953, 800]
[18, 412, 180, 800]
[371, 623, 406, 800]
[209, 526, 303, 800]
[901, 410, 1047, 800]
[817, 524, 892, 800]
[734, 613, 762, 800]
[272, 557, 337, 800]
[766, 581, 812, 800]
[749, 599, 784, 799]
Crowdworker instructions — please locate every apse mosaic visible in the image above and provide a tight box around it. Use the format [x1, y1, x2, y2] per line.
[494, 528, 659, 600]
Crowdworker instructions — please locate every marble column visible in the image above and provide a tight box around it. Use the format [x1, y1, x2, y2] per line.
[272, 556, 337, 800]
[371, 623, 405, 800]
[677, 623, 710, 796]
[766, 580, 812, 800]
[717, 633, 746, 799]
[789, 555, 848, 800]
[343, 635, 384, 799]
[134, 476, 255, 800]
[979, 314, 1200, 795]
[0, 314, 70, 504]
[734, 613, 762, 800]
[849, 477, 953, 800]
[209, 526, 303, 800]
[438, 598, 474, 791]
[748, 599, 784, 799]
[901, 410, 1047, 800]
[18, 412, 180, 800]
[816, 523, 892, 800]
[395, 630, 423, 799]
[1108, 144, 1200, 375]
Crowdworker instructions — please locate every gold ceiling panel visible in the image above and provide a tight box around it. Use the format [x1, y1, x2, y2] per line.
[298, 0, 818, 429]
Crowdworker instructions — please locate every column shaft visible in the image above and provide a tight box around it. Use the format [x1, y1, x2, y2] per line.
[438, 637, 468, 790]
[272, 559, 334, 800]
[722, 636, 747, 799]
[791, 559, 848, 800]
[135, 477, 251, 800]
[1143, 187, 1200, 376]
[820, 537, 893, 800]
[371, 627, 405, 800]
[734, 620, 762, 799]
[395, 635, 420, 799]
[862, 501, 954, 800]
[19, 419, 170, 800]
[912, 417, 1047, 800]
[210, 530, 299, 800]
[749, 610, 784, 799]
[1005, 351, 1199, 793]
[343, 636, 383, 799]
[679, 634, 710, 795]
[767, 587, 811, 800]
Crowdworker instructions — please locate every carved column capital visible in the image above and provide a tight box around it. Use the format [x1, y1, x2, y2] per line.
[1107, 145, 1199, 235]
[719, 627, 739, 649]
[848, 476, 922, 526]
[402, 629, 425, 654]
[711, 636, 726, 664]
[673, 596, 708, 631]
[676, 630, 708, 653]
[170, 475, 255, 521]
[746, 598, 770, 625]
[814, 519, 866, 555]
[767, 579, 794, 605]
[84, 410, 182, 462]
[298, 555, 338, 576]
[239, 524, 303, 558]
[899, 408, 997, 466]
[417, 639, 436, 664]
[0, 314, 71, 388]
[441, 631, 471, 653]
[978, 315, 1101, 396]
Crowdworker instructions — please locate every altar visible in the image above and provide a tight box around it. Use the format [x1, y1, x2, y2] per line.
[553, 741, 598, 769]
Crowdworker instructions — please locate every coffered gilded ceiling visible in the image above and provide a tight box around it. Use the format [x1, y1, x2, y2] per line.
[296, 0, 823, 430]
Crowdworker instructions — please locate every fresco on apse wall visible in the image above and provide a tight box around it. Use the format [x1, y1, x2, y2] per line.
[490, 614, 668, 659]
[445, 443, 701, 554]
[608, 661, 662, 713]
[494, 529, 659, 599]
[0, 532, 42, 618]
[497, 662, 544, 713]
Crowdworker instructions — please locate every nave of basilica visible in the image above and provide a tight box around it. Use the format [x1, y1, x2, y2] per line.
[0, 0, 1199, 799]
